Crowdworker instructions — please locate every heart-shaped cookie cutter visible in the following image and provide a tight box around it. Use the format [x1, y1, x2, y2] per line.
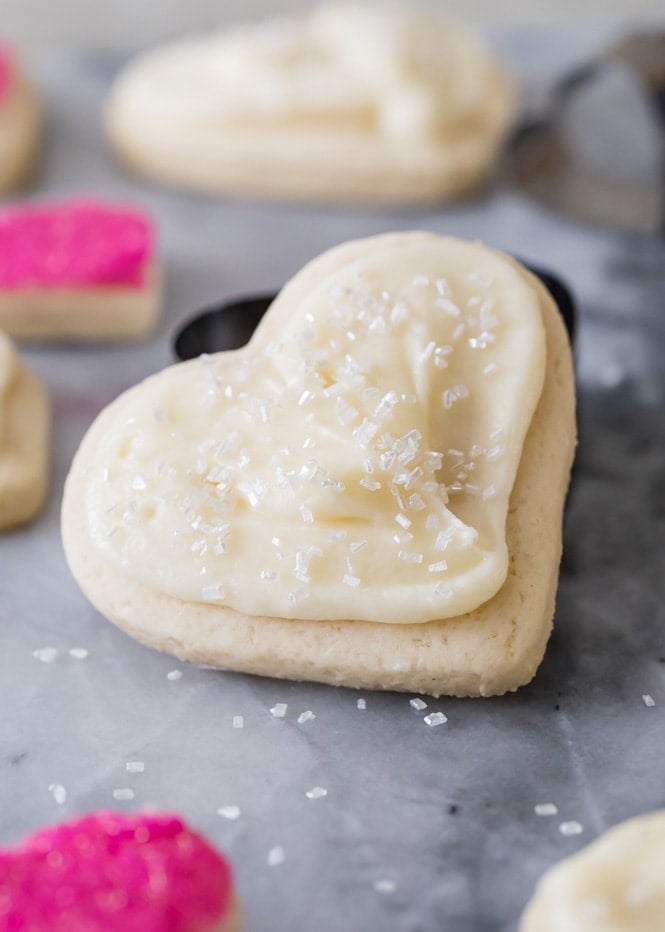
[173, 262, 576, 361]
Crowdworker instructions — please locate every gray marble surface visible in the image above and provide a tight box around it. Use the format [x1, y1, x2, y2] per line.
[1, 33, 664, 932]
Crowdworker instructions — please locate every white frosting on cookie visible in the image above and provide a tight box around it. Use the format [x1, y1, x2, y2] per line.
[109, 3, 503, 141]
[0, 331, 17, 443]
[522, 811, 665, 931]
[83, 236, 545, 624]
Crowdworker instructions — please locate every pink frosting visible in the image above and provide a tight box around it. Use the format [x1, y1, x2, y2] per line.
[0, 811, 234, 931]
[0, 200, 154, 290]
[0, 45, 13, 105]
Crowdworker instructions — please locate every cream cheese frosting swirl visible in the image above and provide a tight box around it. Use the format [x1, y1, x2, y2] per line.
[83, 236, 546, 624]
[108, 3, 508, 142]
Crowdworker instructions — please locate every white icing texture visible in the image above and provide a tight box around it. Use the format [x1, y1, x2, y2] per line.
[525, 811, 665, 931]
[111, 3, 503, 141]
[84, 236, 545, 623]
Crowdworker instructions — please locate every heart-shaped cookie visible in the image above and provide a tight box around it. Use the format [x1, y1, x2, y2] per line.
[105, 4, 514, 204]
[0, 811, 238, 932]
[63, 232, 576, 697]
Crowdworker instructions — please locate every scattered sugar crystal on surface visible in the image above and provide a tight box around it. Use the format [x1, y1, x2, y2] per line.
[483, 362, 498, 376]
[131, 474, 147, 491]
[643, 694, 656, 707]
[167, 669, 182, 681]
[393, 532, 413, 545]
[298, 710, 315, 724]
[298, 390, 315, 406]
[350, 540, 367, 554]
[559, 821, 584, 836]
[232, 715, 244, 729]
[68, 647, 88, 660]
[289, 588, 309, 603]
[428, 560, 448, 573]
[426, 514, 439, 531]
[299, 504, 314, 524]
[468, 271, 493, 287]
[343, 574, 361, 588]
[482, 485, 498, 501]
[217, 805, 241, 820]
[411, 274, 429, 287]
[424, 712, 447, 727]
[357, 698, 366, 710]
[33, 647, 58, 663]
[360, 479, 381, 492]
[270, 703, 288, 718]
[48, 784, 66, 805]
[328, 530, 347, 542]
[374, 880, 396, 894]
[306, 787, 328, 800]
[267, 846, 285, 867]
[112, 788, 135, 801]
[395, 513, 411, 529]
[408, 494, 426, 511]
[398, 551, 423, 564]
[436, 298, 461, 318]
[201, 584, 225, 601]
[102, 467, 110, 482]
[410, 698, 428, 711]
[535, 803, 558, 817]
[261, 570, 278, 581]
[434, 583, 453, 598]
[126, 761, 145, 773]
[419, 341, 436, 362]
[485, 445, 504, 461]
[435, 531, 451, 551]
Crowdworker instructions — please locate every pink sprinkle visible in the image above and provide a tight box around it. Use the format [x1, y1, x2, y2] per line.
[0, 46, 13, 104]
[0, 199, 154, 290]
[0, 811, 234, 931]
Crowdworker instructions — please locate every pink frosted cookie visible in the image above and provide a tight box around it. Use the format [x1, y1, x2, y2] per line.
[0, 44, 41, 192]
[0, 199, 161, 340]
[0, 811, 240, 932]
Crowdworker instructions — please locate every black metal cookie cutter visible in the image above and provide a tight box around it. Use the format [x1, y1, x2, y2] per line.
[173, 263, 576, 361]
[507, 31, 665, 235]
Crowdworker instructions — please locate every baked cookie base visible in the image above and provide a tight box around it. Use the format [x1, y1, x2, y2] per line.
[62, 235, 575, 698]
[0, 73, 41, 193]
[0, 264, 161, 341]
[105, 78, 514, 205]
[0, 362, 49, 530]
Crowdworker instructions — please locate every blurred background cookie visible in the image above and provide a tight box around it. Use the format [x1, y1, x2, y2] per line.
[0, 43, 41, 193]
[0, 330, 49, 530]
[104, 3, 515, 204]
[0, 198, 161, 341]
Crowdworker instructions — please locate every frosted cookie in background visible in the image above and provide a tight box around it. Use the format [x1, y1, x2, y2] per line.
[0, 811, 240, 931]
[521, 811, 665, 931]
[105, 3, 515, 205]
[0, 199, 161, 341]
[0, 44, 41, 193]
[0, 330, 48, 530]
[62, 232, 576, 697]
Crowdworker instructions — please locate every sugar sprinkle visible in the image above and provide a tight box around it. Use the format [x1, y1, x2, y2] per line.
[534, 803, 558, 817]
[270, 703, 288, 718]
[48, 784, 66, 805]
[267, 846, 285, 867]
[424, 712, 447, 727]
[217, 805, 241, 820]
[298, 710, 315, 724]
[33, 647, 58, 663]
[559, 821, 584, 836]
[410, 698, 428, 711]
[306, 786, 328, 800]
